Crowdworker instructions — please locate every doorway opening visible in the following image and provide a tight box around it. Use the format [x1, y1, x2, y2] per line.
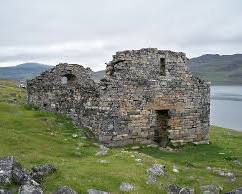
[154, 110, 170, 147]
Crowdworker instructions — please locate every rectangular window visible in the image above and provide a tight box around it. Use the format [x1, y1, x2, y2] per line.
[160, 58, 166, 75]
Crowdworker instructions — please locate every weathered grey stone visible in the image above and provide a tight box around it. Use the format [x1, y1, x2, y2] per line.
[168, 184, 194, 194]
[87, 189, 109, 194]
[207, 167, 236, 182]
[119, 182, 135, 191]
[179, 187, 194, 194]
[53, 186, 78, 194]
[200, 184, 222, 194]
[18, 184, 43, 194]
[0, 188, 14, 194]
[31, 164, 56, 182]
[225, 187, 242, 194]
[12, 162, 32, 185]
[27, 48, 210, 147]
[0, 156, 32, 185]
[96, 145, 109, 156]
[168, 184, 182, 194]
[0, 156, 15, 185]
[148, 164, 166, 176]
[146, 175, 157, 184]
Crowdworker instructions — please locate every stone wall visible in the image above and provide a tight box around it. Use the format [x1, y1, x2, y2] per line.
[27, 48, 210, 147]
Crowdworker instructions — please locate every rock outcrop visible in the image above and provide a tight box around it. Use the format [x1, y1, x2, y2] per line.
[0, 156, 56, 194]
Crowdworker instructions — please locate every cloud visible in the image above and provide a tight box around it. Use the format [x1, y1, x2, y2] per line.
[0, 0, 242, 70]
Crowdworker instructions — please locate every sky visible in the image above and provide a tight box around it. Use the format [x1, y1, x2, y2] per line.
[0, 0, 242, 71]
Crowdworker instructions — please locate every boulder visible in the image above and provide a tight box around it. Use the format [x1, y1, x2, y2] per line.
[200, 184, 222, 194]
[168, 184, 194, 194]
[0, 156, 16, 185]
[225, 187, 242, 194]
[18, 184, 43, 194]
[148, 164, 166, 176]
[87, 189, 109, 194]
[31, 164, 56, 182]
[0, 188, 14, 194]
[53, 186, 78, 194]
[146, 175, 157, 184]
[12, 161, 32, 185]
[0, 156, 40, 186]
[96, 145, 109, 156]
[146, 164, 165, 184]
[119, 182, 135, 191]
[168, 184, 182, 194]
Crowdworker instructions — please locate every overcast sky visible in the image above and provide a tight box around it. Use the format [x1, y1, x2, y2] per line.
[0, 0, 242, 70]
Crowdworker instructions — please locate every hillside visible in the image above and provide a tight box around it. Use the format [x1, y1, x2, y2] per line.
[0, 80, 242, 193]
[0, 54, 242, 84]
[0, 63, 52, 80]
[189, 54, 242, 85]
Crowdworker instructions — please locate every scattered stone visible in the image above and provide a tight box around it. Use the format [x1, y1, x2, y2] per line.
[168, 184, 182, 194]
[172, 164, 179, 173]
[131, 146, 140, 150]
[0, 156, 16, 184]
[200, 184, 223, 194]
[72, 134, 78, 138]
[146, 175, 157, 184]
[99, 160, 109, 164]
[146, 164, 165, 184]
[218, 152, 225, 155]
[159, 146, 177, 152]
[96, 145, 109, 156]
[234, 160, 242, 167]
[135, 158, 142, 163]
[0, 188, 14, 194]
[148, 164, 166, 176]
[225, 187, 242, 194]
[207, 167, 236, 182]
[179, 187, 194, 194]
[168, 184, 194, 194]
[31, 164, 56, 182]
[147, 144, 159, 148]
[87, 189, 109, 194]
[0, 156, 33, 185]
[119, 182, 135, 192]
[12, 162, 32, 185]
[53, 186, 78, 194]
[18, 184, 43, 194]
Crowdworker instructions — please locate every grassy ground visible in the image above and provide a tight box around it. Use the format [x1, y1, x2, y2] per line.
[0, 80, 242, 193]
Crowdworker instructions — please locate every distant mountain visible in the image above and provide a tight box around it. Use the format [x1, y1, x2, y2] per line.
[0, 63, 52, 80]
[1, 54, 242, 85]
[188, 54, 242, 85]
[93, 70, 105, 81]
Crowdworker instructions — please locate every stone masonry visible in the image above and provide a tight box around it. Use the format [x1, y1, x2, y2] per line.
[27, 48, 210, 147]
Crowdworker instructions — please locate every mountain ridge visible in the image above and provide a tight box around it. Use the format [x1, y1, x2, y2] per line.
[1, 54, 242, 85]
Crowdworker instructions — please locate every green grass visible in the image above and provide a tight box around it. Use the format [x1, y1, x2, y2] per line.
[0, 80, 242, 193]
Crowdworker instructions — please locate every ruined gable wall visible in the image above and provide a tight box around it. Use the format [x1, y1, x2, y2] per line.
[27, 63, 99, 127]
[96, 48, 210, 146]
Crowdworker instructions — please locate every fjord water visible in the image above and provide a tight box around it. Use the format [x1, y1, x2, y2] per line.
[211, 86, 242, 131]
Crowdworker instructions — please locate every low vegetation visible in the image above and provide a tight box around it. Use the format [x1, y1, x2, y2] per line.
[0, 80, 241, 193]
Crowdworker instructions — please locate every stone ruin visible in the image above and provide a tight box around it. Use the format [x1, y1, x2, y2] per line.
[27, 48, 210, 147]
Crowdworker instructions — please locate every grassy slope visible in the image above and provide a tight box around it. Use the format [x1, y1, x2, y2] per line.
[0, 80, 242, 193]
